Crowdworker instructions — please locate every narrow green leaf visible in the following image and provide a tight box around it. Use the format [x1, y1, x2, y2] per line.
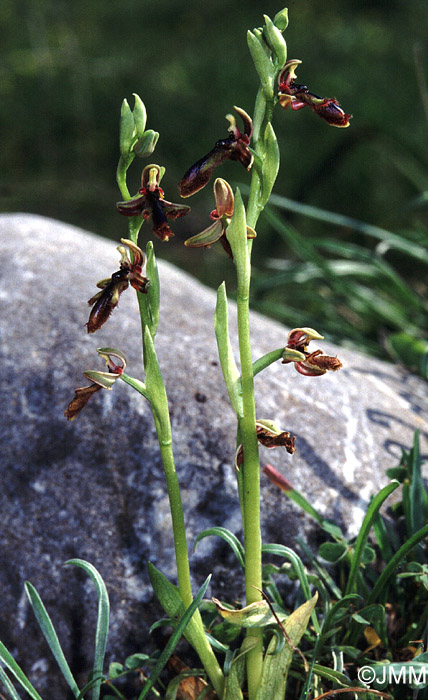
[345, 481, 400, 596]
[65, 560, 110, 700]
[222, 650, 245, 700]
[0, 642, 43, 700]
[143, 327, 169, 432]
[255, 594, 318, 700]
[146, 241, 160, 337]
[247, 31, 274, 98]
[0, 667, 23, 700]
[24, 581, 79, 698]
[119, 98, 136, 157]
[194, 527, 245, 570]
[262, 544, 320, 633]
[260, 123, 280, 207]
[132, 94, 147, 138]
[214, 283, 243, 417]
[138, 574, 211, 700]
[147, 563, 223, 695]
[367, 522, 428, 605]
[269, 192, 428, 264]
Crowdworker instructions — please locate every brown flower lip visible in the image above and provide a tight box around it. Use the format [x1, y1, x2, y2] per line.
[282, 327, 343, 376]
[178, 106, 253, 198]
[278, 59, 352, 128]
[116, 165, 190, 241]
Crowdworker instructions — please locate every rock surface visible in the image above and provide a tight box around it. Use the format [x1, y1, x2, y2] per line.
[1, 213, 427, 697]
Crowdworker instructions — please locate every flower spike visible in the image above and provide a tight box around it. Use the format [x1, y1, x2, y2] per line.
[117, 164, 191, 241]
[178, 107, 254, 198]
[278, 59, 352, 128]
[184, 178, 256, 258]
[282, 327, 343, 376]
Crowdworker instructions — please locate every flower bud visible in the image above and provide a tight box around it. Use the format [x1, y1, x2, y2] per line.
[134, 129, 160, 158]
[273, 8, 289, 32]
[119, 98, 136, 157]
[132, 93, 147, 138]
[263, 14, 287, 67]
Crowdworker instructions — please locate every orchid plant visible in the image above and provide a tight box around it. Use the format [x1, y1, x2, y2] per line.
[63, 9, 350, 699]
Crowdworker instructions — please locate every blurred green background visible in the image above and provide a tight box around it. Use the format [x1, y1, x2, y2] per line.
[2, 0, 428, 364]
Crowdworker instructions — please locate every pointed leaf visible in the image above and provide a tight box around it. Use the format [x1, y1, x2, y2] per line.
[25, 581, 80, 698]
[146, 241, 160, 337]
[214, 283, 242, 417]
[143, 327, 169, 432]
[225, 188, 249, 281]
[146, 565, 223, 699]
[255, 594, 318, 700]
[260, 123, 280, 207]
[65, 560, 109, 700]
[247, 31, 274, 98]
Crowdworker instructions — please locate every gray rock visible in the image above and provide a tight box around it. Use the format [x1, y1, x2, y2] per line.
[1, 213, 427, 697]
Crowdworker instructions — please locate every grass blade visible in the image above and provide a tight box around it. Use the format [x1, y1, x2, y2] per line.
[345, 481, 399, 596]
[0, 667, 23, 700]
[0, 642, 43, 700]
[25, 581, 79, 698]
[262, 544, 320, 634]
[65, 560, 110, 700]
[194, 527, 245, 569]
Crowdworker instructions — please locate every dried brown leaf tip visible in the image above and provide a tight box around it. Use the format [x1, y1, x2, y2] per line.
[278, 59, 352, 128]
[263, 464, 294, 492]
[65, 348, 126, 421]
[117, 164, 191, 241]
[184, 178, 256, 258]
[87, 239, 149, 333]
[282, 327, 343, 376]
[256, 419, 296, 454]
[178, 106, 253, 198]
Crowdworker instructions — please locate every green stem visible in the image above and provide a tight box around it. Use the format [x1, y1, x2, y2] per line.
[139, 295, 224, 697]
[236, 253, 263, 698]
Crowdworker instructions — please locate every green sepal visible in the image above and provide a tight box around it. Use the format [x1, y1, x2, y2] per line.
[260, 122, 280, 207]
[255, 594, 318, 700]
[212, 598, 287, 628]
[273, 8, 289, 32]
[185, 220, 224, 248]
[247, 30, 274, 98]
[146, 241, 160, 337]
[83, 370, 120, 389]
[215, 283, 243, 417]
[263, 15, 287, 67]
[225, 188, 249, 283]
[119, 98, 136, 157]
[132, 93, 147, 138]
[134, 130, 159, 158]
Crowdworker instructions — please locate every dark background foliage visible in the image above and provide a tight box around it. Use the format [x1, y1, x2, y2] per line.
[2, 0, 427, 355]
